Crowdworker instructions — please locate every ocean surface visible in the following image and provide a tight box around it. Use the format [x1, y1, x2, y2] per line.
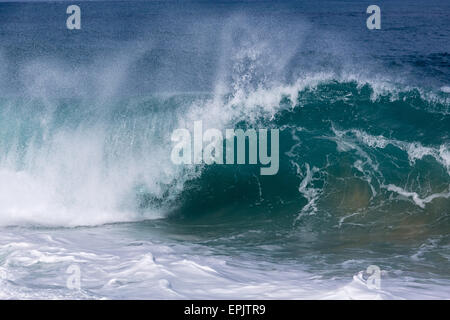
[0, 0, 449, 299]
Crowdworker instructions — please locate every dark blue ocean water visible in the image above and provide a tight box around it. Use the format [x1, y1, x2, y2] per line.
[1, 0, 449, 92]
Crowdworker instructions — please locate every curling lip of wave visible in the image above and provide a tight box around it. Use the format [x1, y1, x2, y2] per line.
[0, 74, 448, 227]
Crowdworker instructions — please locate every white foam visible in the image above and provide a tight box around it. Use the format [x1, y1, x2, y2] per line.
[440, 86, 450, 93]
[386, 184, 450, 208]
[339, 128, 450, 174]
[295, 163, 322, 219]
[1, 227, 448, 299]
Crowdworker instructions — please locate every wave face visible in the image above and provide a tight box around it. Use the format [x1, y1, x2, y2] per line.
[0, 1, 449, 232]
[175, 82, 450, 236]
[1, 77, 449, 235]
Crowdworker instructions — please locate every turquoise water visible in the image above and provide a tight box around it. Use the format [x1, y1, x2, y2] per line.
[0, 0, 449, 299]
